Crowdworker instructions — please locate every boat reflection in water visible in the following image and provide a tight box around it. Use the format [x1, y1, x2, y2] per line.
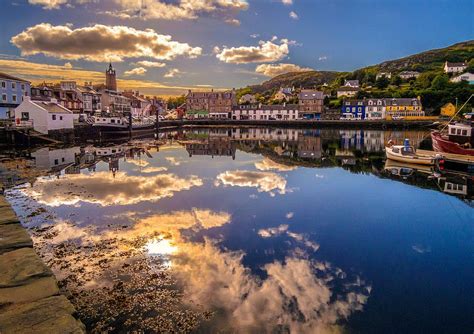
[1, 127, 473, 333]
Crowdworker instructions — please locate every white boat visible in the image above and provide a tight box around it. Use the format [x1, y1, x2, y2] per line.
[385, 144, 436, 165]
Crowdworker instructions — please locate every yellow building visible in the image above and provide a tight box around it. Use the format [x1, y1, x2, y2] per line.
[384, 97, 424, 117]
[440, 103, 456, 117]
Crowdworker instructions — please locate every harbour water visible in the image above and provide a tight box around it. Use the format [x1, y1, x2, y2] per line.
[1, 127, 473, 333]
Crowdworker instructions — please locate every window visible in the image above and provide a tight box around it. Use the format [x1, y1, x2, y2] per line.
[1, 94, 6, 101]
[52, 115, 57, 120]
[54, 159, 59, 165]
[12, 95, 16, 102]
[59, 116, 63, 121]
[21, 112, 29, 120]
[450, 128, 456, 134]
[1, 81, 5, 88]
[21, 84, 25, 90]
[11, 82, 16, 89]
[462, 130, 467, 136]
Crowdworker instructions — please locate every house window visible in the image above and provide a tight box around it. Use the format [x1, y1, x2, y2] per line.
[1, 82, 5, 88]
[12, 95, 16, 102]
[54, 159, 59, 165]
[1, 94, 6, 101]
[52, 115, 57, 120]
[59, 116, 63, 120]
[21, 84, 25, 90]
[21, 112, 29, 120]
[11, 82, 16, 89]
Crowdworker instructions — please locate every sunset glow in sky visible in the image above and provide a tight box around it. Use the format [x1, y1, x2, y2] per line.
[0, 0, 472, 96]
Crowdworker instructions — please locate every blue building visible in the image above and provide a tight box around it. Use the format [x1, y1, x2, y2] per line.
[0, 73, 30, 120]
[341, 99, 366, 120]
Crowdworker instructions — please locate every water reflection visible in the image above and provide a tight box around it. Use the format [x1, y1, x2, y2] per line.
[1, 127, 473, 333]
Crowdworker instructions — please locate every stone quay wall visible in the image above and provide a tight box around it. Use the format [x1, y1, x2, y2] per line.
[0, 195, 86, 333]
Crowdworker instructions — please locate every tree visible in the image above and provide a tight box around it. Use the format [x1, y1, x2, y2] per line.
[431, 74, 449, 90]
[415, 73, 433, 89]
[391, 75, 402, 86]
[375, 76, 389, 89]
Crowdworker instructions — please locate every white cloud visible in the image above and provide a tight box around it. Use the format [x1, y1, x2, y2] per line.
[164, 68, 182, 78]
[289, 11, 298, 20]
[124, 67, 147, 76]
[250, 34, 260, 38]
[225, 18, 241, 26]
[282, 0, 293, 5]
[11, 23, 202, 62]
[318, 55, 328, 61]
[286, 212, 294, 219]
[134, 60, 166, 68]
[105, 0, 248, 22]
[28, 0, 93, 9]
[255, 63, 312, 77]
[215, 39, 290, 64]
[216, 170, 287, 194]
[254, 158, 297, 171]
[63, 62, 73, 68]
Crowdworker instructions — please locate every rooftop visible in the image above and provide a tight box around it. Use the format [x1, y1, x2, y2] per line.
[0, 72, 30, 83]
[33, 101, 72, 114]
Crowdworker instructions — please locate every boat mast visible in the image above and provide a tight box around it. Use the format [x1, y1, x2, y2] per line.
[440, 94, 474, 133]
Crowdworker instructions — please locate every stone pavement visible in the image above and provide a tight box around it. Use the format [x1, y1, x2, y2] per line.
[0, 196, 86, 334]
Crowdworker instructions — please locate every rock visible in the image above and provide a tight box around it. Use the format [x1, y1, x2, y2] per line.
[0, 276, 59, 305]
[0, 199, 20, 225]
[0, 248, 53, 287]
[0, 224, 33, 254]
[0, 295, 86, 334]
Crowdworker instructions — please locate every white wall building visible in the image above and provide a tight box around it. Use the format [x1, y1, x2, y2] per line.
[450, 72, 474, 84]
[444, 61, 468, 74]
[14, 96, 75, 134]
[239, 94, 257, 104]
[32, 147, 81, 171]
[232, 104, 299, 120]
[365, 98, 386, 119]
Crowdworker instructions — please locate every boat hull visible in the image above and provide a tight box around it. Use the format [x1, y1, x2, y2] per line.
[431, 131, 474, 156]
[385, 147, 435, 165]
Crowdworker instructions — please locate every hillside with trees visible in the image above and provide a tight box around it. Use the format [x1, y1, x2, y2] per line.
[239, 40, 474, 114]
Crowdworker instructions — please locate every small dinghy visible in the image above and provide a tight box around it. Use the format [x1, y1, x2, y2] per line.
[385, 139, 437, 165]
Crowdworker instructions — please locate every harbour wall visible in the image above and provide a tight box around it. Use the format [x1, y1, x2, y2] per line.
[0, 194, 86, 333]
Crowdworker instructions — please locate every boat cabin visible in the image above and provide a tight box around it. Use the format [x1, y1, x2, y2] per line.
[391, 145, 416, 156]
[448, 122, 473, 146]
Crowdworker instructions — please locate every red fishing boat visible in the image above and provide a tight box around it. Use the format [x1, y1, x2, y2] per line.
[431, 122, 474, 156]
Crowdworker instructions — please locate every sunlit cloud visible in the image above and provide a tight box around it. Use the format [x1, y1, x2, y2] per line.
[11, 23, 202, 62]
[215, 39, 289, 64]
[134, 60, 166, 68]
[141, 166, 168, 173]
[216, 170, 287, 194]
[164, 68, 182, 78]
[258, 224, 288, 238]
[104, 0, 248, 22]
[22, 171, 203, 206]
[255, 63, 312, 77]
[281, 0, 293, 5]
[124, 67, 147, 76]
[286, 212, 294, 219]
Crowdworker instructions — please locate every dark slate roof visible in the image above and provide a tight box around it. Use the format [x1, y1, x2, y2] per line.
[298, 90, 324, 100]
[34, 101, 72, 114]
[446, 61, 467, 67]
[384, 98, 421, 106]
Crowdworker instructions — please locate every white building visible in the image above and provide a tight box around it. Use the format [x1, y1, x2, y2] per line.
[344, 80, 360, 88]
[376, 72, 392, 80]
[450, 72, 474, 84]
[32, 147, 81, 171]
[444, 61, 468, 74]
[232, 104, 299, 120]
[399, 71, 420, 79]
[239, 94, 257, 104]
[365, 98, 385, 119]
[14, 96, 75, 134]
[337, 86, 359, 98]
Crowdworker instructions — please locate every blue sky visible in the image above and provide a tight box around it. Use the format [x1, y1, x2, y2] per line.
[0, 0, 472, 96]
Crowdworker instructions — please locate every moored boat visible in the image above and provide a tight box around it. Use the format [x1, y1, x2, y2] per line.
[385, 142, 437, 165]
[431, 121, 474, 156]
[92, 112, 156, 134]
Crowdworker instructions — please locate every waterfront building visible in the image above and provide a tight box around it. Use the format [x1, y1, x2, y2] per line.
[232, 103, 299, 120]
[99, 89, 131, 113]
[341, 99, 366, 120]
[297, 132, 322, 159]
[105, 62, 117, 91]
[239, 93, 257, 104]
[384, 97, 424, 118]
[32, 147, 81, 172]
[53, 81, 83, 113]
[444, 60, 468, 74]
[122, 90, 152, 116]
[186, 110, 209, 119]
[344, 80, 360, 88]
[298, 90, 324, 119]
[399, 71, 420, 79]
[450, 72, 474, 84]
[14, 96, 75, 134]
[76, 82, 101, 114]
[185, 138, 236, 159]
[365, 98, 385, 119]
[0, 73, 30, 119]
[336, 86, 359, 98]
[376, 72, 392, 80]
[186, 89, 236, 117]
[230, 127, 299, 142]
[31, 84, 54, 102]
